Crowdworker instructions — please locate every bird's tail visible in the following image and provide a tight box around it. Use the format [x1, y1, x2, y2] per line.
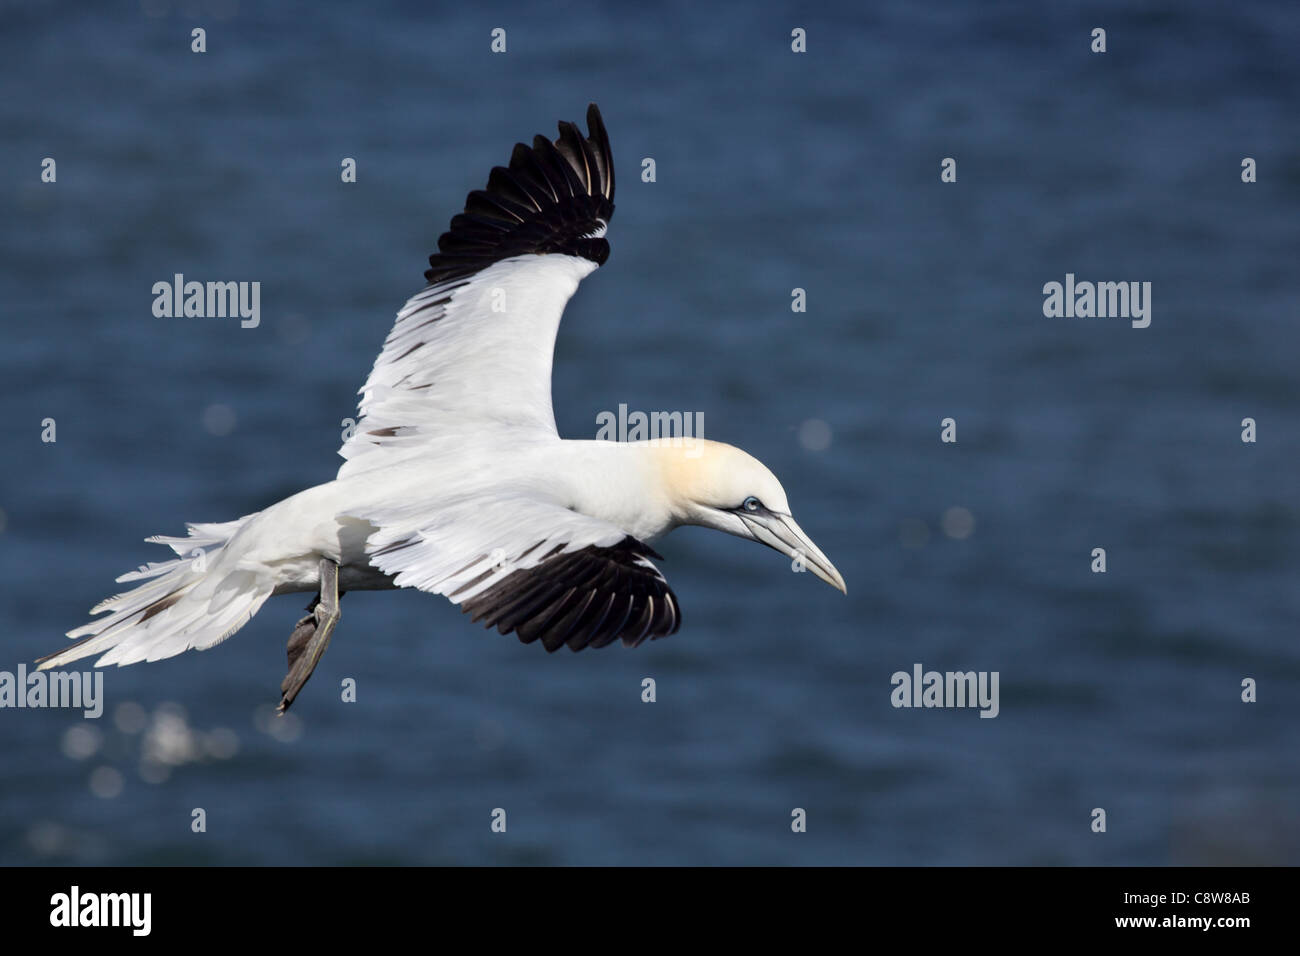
[38, 514, 275, 670]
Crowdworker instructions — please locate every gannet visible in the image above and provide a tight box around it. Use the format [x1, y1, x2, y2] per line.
[39, 105, 845, 711]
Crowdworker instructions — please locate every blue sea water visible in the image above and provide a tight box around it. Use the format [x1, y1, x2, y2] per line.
[1, 0, 1298, 865]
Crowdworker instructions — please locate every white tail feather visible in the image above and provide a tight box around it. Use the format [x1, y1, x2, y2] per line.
[41, 514, 273, 670]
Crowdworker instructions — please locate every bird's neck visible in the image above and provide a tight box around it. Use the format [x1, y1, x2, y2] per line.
[559, 439, 728, 541]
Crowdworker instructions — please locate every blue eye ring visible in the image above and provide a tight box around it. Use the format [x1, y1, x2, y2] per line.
[742, 496, 761, 512]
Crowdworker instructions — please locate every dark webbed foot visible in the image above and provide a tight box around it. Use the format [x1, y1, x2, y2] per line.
[277, 558, 344, 714]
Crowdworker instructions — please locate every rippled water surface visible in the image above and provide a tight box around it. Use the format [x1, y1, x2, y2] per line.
[1, 1, 1297, 864]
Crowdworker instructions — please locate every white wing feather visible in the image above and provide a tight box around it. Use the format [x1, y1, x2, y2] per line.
[337, 254, 597, 478]
[350, 492, 627, 604]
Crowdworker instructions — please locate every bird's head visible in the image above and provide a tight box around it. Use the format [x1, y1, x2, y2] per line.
[660, 440, 846, 593]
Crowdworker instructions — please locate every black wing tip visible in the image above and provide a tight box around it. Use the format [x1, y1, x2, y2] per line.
[585, 104, 614, 199]
[459, 535, 679, 653]
[424, 105, 616, 286]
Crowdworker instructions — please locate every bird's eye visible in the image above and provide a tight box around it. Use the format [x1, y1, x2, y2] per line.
[742, 496, 762, 512]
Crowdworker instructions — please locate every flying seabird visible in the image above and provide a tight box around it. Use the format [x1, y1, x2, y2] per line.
[39, 104, 845, 711]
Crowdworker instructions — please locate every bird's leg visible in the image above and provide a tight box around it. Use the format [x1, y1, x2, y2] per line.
[277, 558, 343, 715]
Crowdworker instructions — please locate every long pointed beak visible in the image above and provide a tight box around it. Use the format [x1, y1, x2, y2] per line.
[740, 512, 847, 593]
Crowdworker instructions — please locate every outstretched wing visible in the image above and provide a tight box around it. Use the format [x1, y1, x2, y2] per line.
[338, 104, 615, 478]
[352, 496, 681, 652]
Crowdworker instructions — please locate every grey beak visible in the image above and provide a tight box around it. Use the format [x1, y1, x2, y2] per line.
[739, 511, 847, 594]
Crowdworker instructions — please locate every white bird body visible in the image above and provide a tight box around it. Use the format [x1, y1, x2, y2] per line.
[41, 105, 843, 702]
[254, 436, 694, 597]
